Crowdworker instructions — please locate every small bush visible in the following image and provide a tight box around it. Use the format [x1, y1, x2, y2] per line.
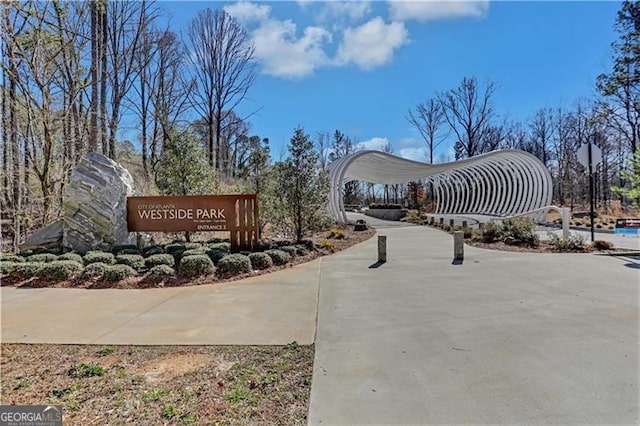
[327, 228, 346, 239]
[146, 265, 176, 278]
[83, 262, 110, 278]
[458, 226, 474, 239]
[84, 251, 115, 265]
[111, 244, 139, 255]
[294, 244, 309, 256]
[502, 217, 538, 246]
[318, 240, 334, 250]
[547, 232, 586, 252]
[207, 242, 230, 252]
[182, 248, 207, 257]
[58, 253, 84, 264]
[217, 254, 252, 275]
[206, 249, 227, 265]
[0, 254, 24, 263]
[248, 252, 273, 270]
[482, 221, 503, 243]
[265, 249, 291, 265]
[104, 264, 137, 281]
[145, 254, 175, 269]
[591, 240, 614, 251]
[27, 253, 58, 263]
[143, 245, 164, 256]
[116, 248, 141, 256]
[595, 223, 603, 229]
[0, 262, 19, 274]
[164, 243, 187, 255]
[183, 242, 203, 250]
[258, 241, 274, 251]
[13, 262, 44, 278]
[115, 254, 145, 271]
[37, 260, 84, 280]
[279, 246, 298, 257]
[299, 239, 314, 251]
[179, 255, 214, 278]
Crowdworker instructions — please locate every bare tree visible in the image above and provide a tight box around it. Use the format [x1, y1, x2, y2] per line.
[188, 8, 256, 175]
[439, 76, 496, 158]
[406, 98, 448, 164]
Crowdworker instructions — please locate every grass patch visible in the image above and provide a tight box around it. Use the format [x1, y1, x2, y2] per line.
[2, 344, 314, 425]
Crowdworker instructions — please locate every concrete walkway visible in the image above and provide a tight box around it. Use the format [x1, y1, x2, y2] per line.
[1, 259, 320, 345]
[1, 215, 638, 424]
[308, 214, 639, 425]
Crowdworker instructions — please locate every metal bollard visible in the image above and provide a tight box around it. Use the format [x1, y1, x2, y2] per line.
[449, 219, 455, 227]
[453, 231, 464, 261]
[378, 235, 387, 263]
[462, 220, 468, 228]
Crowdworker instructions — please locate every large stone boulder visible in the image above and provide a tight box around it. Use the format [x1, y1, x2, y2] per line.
[61, 153, 136, 252]
[20, 219, 63, 251]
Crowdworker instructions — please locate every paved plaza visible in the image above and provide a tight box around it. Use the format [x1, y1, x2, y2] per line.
[2, 214, 638, 424]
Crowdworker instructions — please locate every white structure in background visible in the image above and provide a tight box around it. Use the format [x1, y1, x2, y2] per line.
[328, 150, 567, 235]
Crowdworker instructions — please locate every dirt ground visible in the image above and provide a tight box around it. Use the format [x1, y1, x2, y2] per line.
[1, 343, 314, 425]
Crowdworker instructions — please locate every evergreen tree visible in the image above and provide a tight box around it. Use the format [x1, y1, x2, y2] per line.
[612, 148, 640, 205]
[155, 129, 217, 196]
[275, 127, 328, 242]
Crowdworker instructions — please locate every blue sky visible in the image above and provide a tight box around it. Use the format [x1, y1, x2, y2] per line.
[159, 1, 620, 162]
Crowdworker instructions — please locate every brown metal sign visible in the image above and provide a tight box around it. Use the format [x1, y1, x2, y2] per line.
[127, 194, 258, 251]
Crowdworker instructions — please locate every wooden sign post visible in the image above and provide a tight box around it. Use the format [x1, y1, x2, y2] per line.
[127, 194, 259, 252]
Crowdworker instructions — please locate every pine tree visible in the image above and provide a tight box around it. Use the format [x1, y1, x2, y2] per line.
[612, 148, 640, 205]
[276, 127, 328, 242]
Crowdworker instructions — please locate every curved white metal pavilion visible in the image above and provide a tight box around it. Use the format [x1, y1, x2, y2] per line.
[328, 149, 554, 223]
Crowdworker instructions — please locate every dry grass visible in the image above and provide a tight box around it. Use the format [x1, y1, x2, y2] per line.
[1, 343, 314, 425]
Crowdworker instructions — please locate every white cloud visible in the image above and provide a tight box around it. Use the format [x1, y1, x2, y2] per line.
[388, 0, 489, 22]
[398, 147, 429, 162]
[319, 2, 372, 23]
[252, 20, 332, 78]
[337, 17, 408, 70]
[223, 2, 271, 23]
[225, 2, 331, 79]
[358, 137, 392, 151]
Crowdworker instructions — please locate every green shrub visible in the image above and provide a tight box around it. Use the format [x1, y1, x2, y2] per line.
[143, 245, 164, 256]
[591, 239, 614, 251]
[37, 260, 84, 280]
[182, 248, 207, 257]
[258, 241, 275, 251]
[206, 249, 227, 265]
[111, 244, 139, 255]
[217, 254, 252, 275]
[249, 252, 273, 270]
[207, 242, 230, 252]
[146, 265, 176, 278]
[294, 245, 309, 256]
[13, 262, 44, 278]
[116, 248, 141, 255]
[264, 249, 291, 265]
[299, 239, 314, 251]
[183, 242, 203, 250]
[179, 255, 214, 278]
[68, 363, 106, 378]
[0, 254, 24, 263]
[279, 246, 298, 257]
[27, 253, 58, 263]
[84, 251, 115, 265]
[482, 221, 503, 243]
[145, 254, 175, 269]
[104, 264, 137, 281]
[502, 217, 538, 246]
[82, 262, 110, 278]
[547, 232, 586, 252]
[58, 253, 84, 264]
[115, 254, 145, 271]
[164, 243, 187, 255]
[0, 262, 18, 274]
